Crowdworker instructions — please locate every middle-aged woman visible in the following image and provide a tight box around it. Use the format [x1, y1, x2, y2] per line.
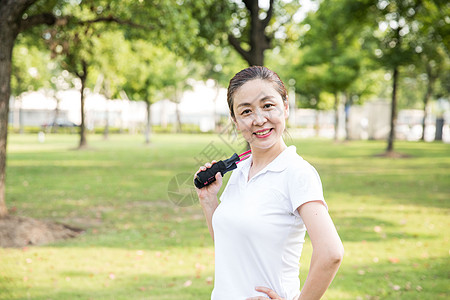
[195, 66, 344, 300]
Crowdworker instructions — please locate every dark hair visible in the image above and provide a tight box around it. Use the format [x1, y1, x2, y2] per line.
[227, 66, 288, 119]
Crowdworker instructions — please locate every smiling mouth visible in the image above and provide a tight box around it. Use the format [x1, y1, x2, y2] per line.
[254, 129, 273, 136]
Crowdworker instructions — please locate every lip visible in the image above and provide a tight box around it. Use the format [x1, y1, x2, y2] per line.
[253, 128, 273, 138]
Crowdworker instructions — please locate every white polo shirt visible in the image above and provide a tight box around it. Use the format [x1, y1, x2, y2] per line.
[211, 146, 326, 300]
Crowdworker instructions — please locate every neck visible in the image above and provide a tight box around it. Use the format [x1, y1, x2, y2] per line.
[250, 139, 287, 169]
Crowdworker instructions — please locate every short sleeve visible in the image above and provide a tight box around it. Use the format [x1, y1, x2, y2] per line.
[288, 162, 327, 217]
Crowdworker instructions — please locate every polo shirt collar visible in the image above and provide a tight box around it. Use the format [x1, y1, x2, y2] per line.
[237, 145, 297, 179]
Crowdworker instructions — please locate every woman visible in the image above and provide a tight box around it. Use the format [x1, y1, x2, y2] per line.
[195, 66, 344, 300]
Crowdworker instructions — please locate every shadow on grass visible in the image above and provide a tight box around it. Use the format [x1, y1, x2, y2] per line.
[0, 273, 213, 300]
[335, 216, 435, 242]
[334, 256, 449, 300]
[323, 161, 450, 209]
[43, 207, 212, 251]
[1, 254, 447, 300]
[292, 139, 450, 160]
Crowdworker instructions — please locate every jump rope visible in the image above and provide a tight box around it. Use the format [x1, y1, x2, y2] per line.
[194, 150, 252, 189]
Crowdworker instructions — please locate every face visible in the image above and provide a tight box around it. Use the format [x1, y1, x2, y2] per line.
[232, 79, 289, 150]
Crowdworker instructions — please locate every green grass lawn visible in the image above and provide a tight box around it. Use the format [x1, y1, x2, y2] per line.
[0, 133, 449, 300]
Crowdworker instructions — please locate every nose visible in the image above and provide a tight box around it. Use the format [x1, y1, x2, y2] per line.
[252, 109, 267, 126]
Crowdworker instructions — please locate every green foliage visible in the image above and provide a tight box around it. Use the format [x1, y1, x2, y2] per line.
[180, 0, 235, 59]
[200, 46, 247, 88]
[121, 39, 188, 103]
[357, 0, 417, 70]
[349, 0, 450, 109]
[398, 64, 427, 109]
[88, 30, 130, 99]
[287, 0, 363, 109]
[11, 36, 53, 95]
[152, 124, 207, 134]
[7, 126, 43, 134]
[13, 0, 449, 115]
[227, 0, 300, 47]
[92, 127, 128, 134]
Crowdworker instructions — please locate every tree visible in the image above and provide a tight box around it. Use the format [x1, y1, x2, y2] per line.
[350, 0, 425, 153]
[161, 56, 195, 134]
[297, 70, 334, 136]
[197, 46, 246, 131]
[45, 23, 97, 148]
[280, 44, 334, 136]
[11, 35, 54, 133]
[90, 31, 129, 139]
[189, 0, 300, 67]
[344, 60, 381, 140]
[0, 0, 48, 217]
[227, 0, 301, 66]
[300, 0, 362, 141]
[0, 0, 216, 216]
[121, 41, 185, 143]
[227, 0, 274, 66]
[413, 1, 449, 140]
[0, 0, 130, 215]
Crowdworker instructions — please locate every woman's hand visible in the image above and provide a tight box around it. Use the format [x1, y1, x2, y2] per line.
[246, 286, 286, 300]
[194, 160, 223, 201]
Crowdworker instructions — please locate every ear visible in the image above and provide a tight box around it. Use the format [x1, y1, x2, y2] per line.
[231, 116, 240, 131]
[284, 99, 290, 119]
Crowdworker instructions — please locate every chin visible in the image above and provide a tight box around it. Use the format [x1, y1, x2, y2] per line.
[248, 135, 282, 150]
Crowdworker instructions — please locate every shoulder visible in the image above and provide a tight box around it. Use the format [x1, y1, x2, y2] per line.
[282, 147, 327, 215]
[284, 146, 320, 177]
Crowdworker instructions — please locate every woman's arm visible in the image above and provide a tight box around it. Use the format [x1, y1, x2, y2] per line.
[195, 161, 223, 241]
[297, 201, 344, 300]
[199, 192, 219, 241]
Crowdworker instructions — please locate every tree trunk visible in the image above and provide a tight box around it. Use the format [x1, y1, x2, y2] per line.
[243, 15, 266, 66]
[161, 100, 168, 129]
[0, 28, 15, 218]
[19, 100, 24, 134]
[421, 63, 435, 141]
[145, 100, 151, 144]
[435, 118, 444, 141]
[103, 79, 111, 140]
[213, 81, 220, 132]
[173, 87, 182, 133]
[344, 93, 351, 141]
[228, 0, 272, 66]
[0, 2, 26, 217]
[315, 110, 320, 137]
[103, 107, 109, 140]
[333, 92, 339, 141]
[52, 97, 60, 133]
[0, 0, 47, 217]
[386, 67, 398, 153]
[175, 102, 182, 133]
[78, 60, 88, 148]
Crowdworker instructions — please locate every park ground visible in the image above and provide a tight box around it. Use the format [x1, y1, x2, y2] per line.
[0, 133, 449, 300]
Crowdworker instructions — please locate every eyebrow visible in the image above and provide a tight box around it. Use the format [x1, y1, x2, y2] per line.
[236, 96, 276, 108]
[236, 102, 252, 108]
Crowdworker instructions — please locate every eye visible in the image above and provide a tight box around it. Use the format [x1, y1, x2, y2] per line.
[263, 103, 274, 109]
[241, 109, 251, 115]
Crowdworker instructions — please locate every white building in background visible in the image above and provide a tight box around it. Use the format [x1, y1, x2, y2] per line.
[150, 79, 229, 132]
[9, 80, 229, 133]
[10, 89, 147, 132]
[8, 79, 450, 142]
